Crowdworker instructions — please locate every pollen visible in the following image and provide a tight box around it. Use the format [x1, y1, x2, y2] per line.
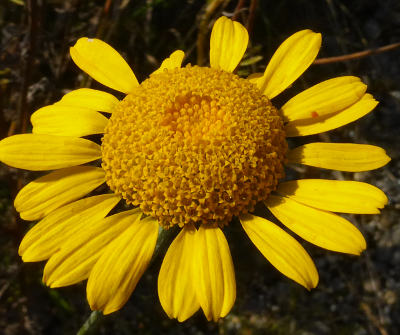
[101, 65, 287, 228]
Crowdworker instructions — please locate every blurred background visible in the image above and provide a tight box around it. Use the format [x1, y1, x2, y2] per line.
[0, 0, 399, 334]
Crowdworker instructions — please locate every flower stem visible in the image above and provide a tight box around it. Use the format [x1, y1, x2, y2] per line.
[76, 311, 103, 335]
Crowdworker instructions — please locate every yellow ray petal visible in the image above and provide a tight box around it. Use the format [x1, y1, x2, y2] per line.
[158, 225, 200, 322]
[281, 76, 367, 122]
[43, 209, 142, 288]
[277, 179, 388, 214]
[55, 88, 119, 113]
[240, 214, 318, 290]
[15, 166, 105, 221]
[70, 37, 139, 94]
[285, 93, 378, 136]
[266, 195, 366, 255]
[152, 50, 185, 75]
[87, 216, 158, 314]
[255, 30, 321, 99]
[287, 142, 391, 172]
[210, 16, 249, 73]
[0, 134, 101, 171]
[31, 105, 108, 137]
[19, 194, 120, 261]
[195, 225, 236, 321]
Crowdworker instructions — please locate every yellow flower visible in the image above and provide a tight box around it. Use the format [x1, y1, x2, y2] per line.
[0, 17, 390, 321]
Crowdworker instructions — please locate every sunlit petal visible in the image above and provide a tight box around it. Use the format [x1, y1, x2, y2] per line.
[288, 142, 391, 172]
[240, 214, 318, 289]
[43, 209, 142, 288]
[158, 225, 200, 322]
[276, 179, 388, 214]
[152, 50, 185, 75]
[31, 105, 108, 137]
[70, 37, 139, 93]
[0, 134, 101, 171]
[285, 93, 379, 137]
[195, 225, 236, 321]
[55, 88, 119, 113]
[255, 30, 321, 98]
[87, 216, 158, 314]
[281, 76, 367, 122]
[266, 195, 367, 255]
[19, 194, 120, 261]
[210, 16, 249, 72]
[15, 166, 105, 220]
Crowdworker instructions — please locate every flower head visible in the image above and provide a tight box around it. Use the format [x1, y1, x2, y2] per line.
[102, 65, 287, 228]
[0, 16, 390, 321]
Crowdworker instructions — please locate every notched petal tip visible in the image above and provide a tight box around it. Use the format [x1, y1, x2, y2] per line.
[152, 50, 185, 75]
[210, 16, 249, 72]
[195, 226, 236, 322]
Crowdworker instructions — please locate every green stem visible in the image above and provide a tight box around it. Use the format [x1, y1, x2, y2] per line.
[76, 311, 103, 335]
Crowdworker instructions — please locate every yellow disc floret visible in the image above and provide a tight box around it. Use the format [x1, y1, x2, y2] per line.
[101, 65, 287, 228]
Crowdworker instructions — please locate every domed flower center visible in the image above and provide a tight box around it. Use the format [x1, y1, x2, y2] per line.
[101, 65, 287, 228]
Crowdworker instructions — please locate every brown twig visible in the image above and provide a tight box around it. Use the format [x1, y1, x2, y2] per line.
[232, 0, 246, 21]
[196, 0, 226, 66]
[314, 42, 400, 64]
[360, 302, 389, 335]
[246, 0, 257, 36]
[104, 0, 112, 14]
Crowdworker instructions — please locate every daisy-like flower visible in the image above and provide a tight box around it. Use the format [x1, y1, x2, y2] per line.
[0, 17, 391, 321]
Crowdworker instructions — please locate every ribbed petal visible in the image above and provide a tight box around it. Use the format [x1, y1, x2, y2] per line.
[266, 195, 366, 255]
[19, 194, 120, 261]
[55, 88, 119, 113]
[210, 16, 249, 72]
[287, 142, 391, 172]
[281, 76, 367, 122]
[43, 209, 142, 288]
[158, 225, 200, 322]
[240, 214, 318, 290]
[0, 134, 101, 171]
[195, 225, 236, 321]
[254, 30, 321, 99]
[152, 50, 185, 75]
[31, 105, 108, 137]
[277, 179, 388, 214]
[15, 166, 105, 221]
[87, 216, 159, 314]
[70, 37, 139, 94]
[285, 93, 378, 137]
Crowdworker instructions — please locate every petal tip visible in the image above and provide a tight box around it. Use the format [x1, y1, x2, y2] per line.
[302, 268, 319, 291]
[352, 240, 367, 256]
[102, 306, 116, 315]
[20, 252, 40, 263]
